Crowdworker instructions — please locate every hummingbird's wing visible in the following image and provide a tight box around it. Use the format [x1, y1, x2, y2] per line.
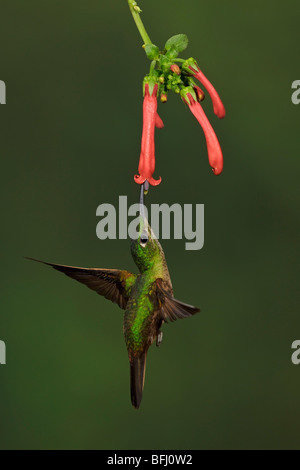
[156, 279, 200, 322]
[26, 258, 136, 310]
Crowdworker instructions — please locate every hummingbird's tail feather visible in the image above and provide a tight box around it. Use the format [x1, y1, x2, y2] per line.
[130, 353, 147, 410]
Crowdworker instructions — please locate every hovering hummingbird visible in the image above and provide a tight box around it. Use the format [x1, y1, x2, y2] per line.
[27, 217, 200, 409]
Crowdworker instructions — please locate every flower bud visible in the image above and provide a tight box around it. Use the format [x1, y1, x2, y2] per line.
[170, 64, 181, 75]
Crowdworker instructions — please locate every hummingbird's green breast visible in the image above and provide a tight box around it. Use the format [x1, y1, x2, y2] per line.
[123, 274, 160, 356]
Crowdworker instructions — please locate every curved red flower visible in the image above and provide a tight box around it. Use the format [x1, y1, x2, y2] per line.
[183, 92, 223, 175]
[155, 112, 164, 129]
[134, 83, 162, 186]
[185, 61, 226, 119]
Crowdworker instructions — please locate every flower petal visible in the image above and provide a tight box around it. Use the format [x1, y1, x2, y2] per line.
[155, 113, 164, 129]
[186, 93, 223, 175]
[189, 66, 226, 119]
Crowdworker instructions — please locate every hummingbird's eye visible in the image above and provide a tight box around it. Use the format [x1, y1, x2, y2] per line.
[140, 236, 148, 247]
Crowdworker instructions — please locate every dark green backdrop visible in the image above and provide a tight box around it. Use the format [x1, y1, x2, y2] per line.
[0, 0, 299, 450]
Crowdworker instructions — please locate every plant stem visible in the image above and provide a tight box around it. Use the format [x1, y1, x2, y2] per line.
[128, 0, 152, 46]
[150, 60, 156, 75]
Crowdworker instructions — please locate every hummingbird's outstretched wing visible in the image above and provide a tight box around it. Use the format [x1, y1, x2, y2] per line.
[26, 258, 136, 310]
[156, 279, 200, 322]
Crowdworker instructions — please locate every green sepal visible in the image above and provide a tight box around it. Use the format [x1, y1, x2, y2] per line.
[186, 76, 197, 87]
[145, 44, 160, 60]
[182, 57, 199, 75]
[143, 74, 160, 96]
[164, 34, 189, 58]
[180, 86, 197, 104]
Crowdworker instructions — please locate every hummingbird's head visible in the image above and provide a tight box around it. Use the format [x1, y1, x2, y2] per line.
[130, 217, 163, 273]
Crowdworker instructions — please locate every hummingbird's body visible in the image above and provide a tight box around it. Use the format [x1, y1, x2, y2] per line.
[124, 231, 173, 407]
[28, 219, 200, 409]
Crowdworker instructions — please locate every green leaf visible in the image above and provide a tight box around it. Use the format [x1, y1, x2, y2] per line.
[145, 44, 160, 60]
[164, 34, 189, 57]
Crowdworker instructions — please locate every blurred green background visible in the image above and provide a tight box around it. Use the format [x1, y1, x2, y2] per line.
[0, 0, 299, 450]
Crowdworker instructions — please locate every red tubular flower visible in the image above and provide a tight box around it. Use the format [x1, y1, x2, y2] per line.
[155, 112, 164, 129]
[134, 84, 162, 186]
[186, 61, 226, 119]
[183, 91, 223, 175]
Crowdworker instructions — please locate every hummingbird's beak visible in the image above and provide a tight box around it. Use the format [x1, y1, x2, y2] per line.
[138, 183, 156, 241]
[139, 183, 145, 209]
[139, 184, 148, 226]
[143, 180, 149, 195]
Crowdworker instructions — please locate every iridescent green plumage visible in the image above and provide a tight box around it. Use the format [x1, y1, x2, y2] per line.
[27, 218, 200, 409]
[125, 220, 170, 355]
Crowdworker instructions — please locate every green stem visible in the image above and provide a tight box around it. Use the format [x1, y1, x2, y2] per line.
[150, 60, 156, 75]
[128, 0, 152, 46]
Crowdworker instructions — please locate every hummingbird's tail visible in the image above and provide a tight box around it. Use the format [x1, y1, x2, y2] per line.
[130, 352, 147, 410]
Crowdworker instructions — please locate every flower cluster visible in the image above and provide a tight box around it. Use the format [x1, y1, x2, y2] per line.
[134, 34, 226, 186]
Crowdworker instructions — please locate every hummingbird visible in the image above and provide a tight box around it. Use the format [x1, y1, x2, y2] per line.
[27, 216, 200, 409]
